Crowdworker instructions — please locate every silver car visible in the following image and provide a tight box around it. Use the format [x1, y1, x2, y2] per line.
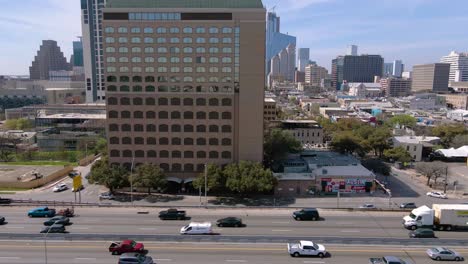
[427, 247, 464, 261]
[119, 253, 154, 264]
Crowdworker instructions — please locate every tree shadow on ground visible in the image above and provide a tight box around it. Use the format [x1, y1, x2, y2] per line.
[382, 173, 422, 198]
[208, 196, 295, 206]
[112, 193, 184, 203]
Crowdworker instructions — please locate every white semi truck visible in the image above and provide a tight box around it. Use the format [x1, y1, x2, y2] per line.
[403, 204, 468, 231]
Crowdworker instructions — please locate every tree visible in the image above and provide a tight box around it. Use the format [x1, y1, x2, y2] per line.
[92, 138, 107, 155]
[387, 114, 417, 128]
[330, 131, 369, 157]
[89, 158, 129, 193]
[451, 134, 468, 148]
[432, 124, 467, 147]
[367, 127, 392, 157]
[224, 161, 277, 195]
[361, 159, 391, 176]
[415, 162, 447, 186]
[193, 164, 225, 194]
[133, 163, 167, 194]
[264, 129, 302, 168]
[383, 147, 412, 163]
[4, 118, 33, 130]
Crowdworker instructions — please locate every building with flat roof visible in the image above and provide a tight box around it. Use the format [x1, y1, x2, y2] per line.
[298, 48, 310, 72]
[348, 82, 383, 98]
[305, 64, 328, 87]
[393, 136, 440, 162]
[380, 77, 412, 97]
[276, 120, 323, 145]
[440, 51, 468, 83]
[440, 94, 468, 110]
[264, 98, 277, 123]
[331, 55, 384, 90]
[103, 0, 266, 181]
[412, 63, 450, 93]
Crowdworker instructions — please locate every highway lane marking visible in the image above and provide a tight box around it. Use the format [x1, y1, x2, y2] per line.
[4, 226, 24, 229]
[139, 228, 157, 230]
[271, 221, 290, 224]
[69, 227, 90, 230]
[340, 230, 360, 233]
[74, 258, 96, 261]
[155, 259, 172, 261]
[226, 260, 247, 263]
[0, 257, 21, 259]
[303, 261, 325, 264]
[271, 229, 292, 232]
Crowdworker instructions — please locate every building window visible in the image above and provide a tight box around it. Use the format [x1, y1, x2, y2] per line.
[105, 37, 114, 43]
[170, 37, 180, 43]
[222, 138, 232, 146]
[183, 111, 194, 119]
[183, 27, 193, 33]
[123, 150, 133, 158]
[196, 47, 206, 53]
[209, 38, 219, 44]
[135, 137, 144, 145]
[119, 47, 128, 53]
[170, 47, 180, 53]
[209, 27, 218, 34]
[222, 47, 232, 53]
[159, 111, 168, 119]
[144, 27, 153, 33]
[157, 27, 167, 33]
[157, 47, 167, 53]
[209, 112, 219, 120]
[196, 98, 206, 106]
[197, 138, 206, 145]
[147, 150, 157, 157]
[159, 138, 169, 145]
[144, 37, 154, 43]
[131, 37, 141, 43]
[222, 98, 232, 106]
[222, 27, 232, 34]
[146, 111, 156, 119]
[171, 111, 181, 119]
[119, 57, 129, 63]
[222, 37, 232, 43]
[159, 124, 169, 132]
[170, 27, 179, 33]
[158, 98, 168, 105]
[222, 125, 232, 133]
[145, 47, 154, 53]
[172, 151, 182, 158]
[106, 47, 115, 53]
[147, 125, 156, 132]
[160, 151, 169, 158]
[196, 125, 206, 133]
[222, 151, 231, 159]
[110, 150, 120, 157]
[122, 137, 132, 145]
[131, 27, 140, 33]
[196, 37, 206, 43]
[209, 151, 219, 159]
[109, 124, 119, 132]
[196, 111, 206, 119]
[222, 112, 232, 119]
[105, 27, 114, 33]
[184, 125, 194, 133]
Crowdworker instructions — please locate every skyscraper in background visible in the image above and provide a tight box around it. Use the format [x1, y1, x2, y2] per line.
[332, 54, 384, 90]
[384, 63, 393, 77]
[81, 0, 107, 103]
[29, 40, 71, 80]
[392, 60, 404, 77]
[298, 48, 310, 72]
[72, 38, 84, 67]
[346, 45, 358, 56]
[266, 11, 296, 86]
[440, 51, 468, 82]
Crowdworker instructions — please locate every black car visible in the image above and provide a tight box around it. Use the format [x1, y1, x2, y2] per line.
[0, 216, 5, 225]
[400, 202, 417, 209]
[43, 216, 70, 226]
[40, 224, 66, 233]
[216, 217, 243, 227]
[293, 208, 320, 221]
[158, 209, 187, 220]
[409, 228, 435, 238]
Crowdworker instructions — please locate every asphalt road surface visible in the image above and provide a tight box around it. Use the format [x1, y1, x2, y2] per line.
[1, 207, 468, 244]
[0, 241, 465, 264]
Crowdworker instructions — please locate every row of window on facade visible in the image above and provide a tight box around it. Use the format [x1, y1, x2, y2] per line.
[107, 97, 232, 106]
[108, 111, 233, 120]
[109, 137, 232, 146]
[291, 132, 321, 137]
[112, 162, 219, 174]
[107, 76, 234, 84]
[105, 37, 234, 44]
[105, 46, 234, 54]
[107, 66, 233, 73]
[105, 26, 234, 34]
[110, 149, 232, 160]
[109, 124, 232, 133]
[106, 56, 233, 63]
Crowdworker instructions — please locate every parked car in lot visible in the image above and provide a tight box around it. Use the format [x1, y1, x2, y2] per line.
[216, 217, 243, 227]
[292, 208, 320, 221]
[0, 216, 5, 225]
[119, 253, 154, 264]
[400, 202, 417, 209]
[43, 216, 70, 226]
[359, 204, 377, 209]
[28, 207, 56, 217]
[427, 192, 447, 199]
[99, 192, 114, 200]
[287, 240, 326, 258]
[53, 183, 68, 192]
[109, 240, 146, 255]
[40, 224, 66, 233]
[427, 247, 464, 261]
[409, 228, 435, 238]
[159, 208, 186, 220]
[180, 222, 213, 235]
[369, 256, 412, 264]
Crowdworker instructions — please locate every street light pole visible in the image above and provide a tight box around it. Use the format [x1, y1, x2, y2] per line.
[204, 164, 208, 206]
[130, 157, 135, 207]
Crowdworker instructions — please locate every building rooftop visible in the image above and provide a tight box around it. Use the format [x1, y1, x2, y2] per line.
[264, 98, 276, 103]
[393, 136, 440, 144]
[37, 113, 106, 120]
[312, 164, 375, 177]
[106, 0, 264, 9]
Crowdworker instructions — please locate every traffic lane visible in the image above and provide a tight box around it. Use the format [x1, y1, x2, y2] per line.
[0, 241, 465, 264]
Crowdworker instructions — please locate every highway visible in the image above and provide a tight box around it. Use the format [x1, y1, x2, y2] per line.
[0, 240, 465, 264]
[1, 207, 468, 244]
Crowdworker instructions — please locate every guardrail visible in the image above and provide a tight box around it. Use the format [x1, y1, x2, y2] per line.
[9, 199, 98, 207]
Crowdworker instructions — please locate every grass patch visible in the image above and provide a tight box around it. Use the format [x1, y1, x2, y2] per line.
[0, 161, 75, 166]
[0, 186, 30, 192]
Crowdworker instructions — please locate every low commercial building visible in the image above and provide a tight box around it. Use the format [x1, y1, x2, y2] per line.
[319, 107, 353, 119]
[447, 109, 468, 121]
[380, 77, 412, 97]
[440, 94, 468, 110]
[348, 82, 383, 98]
[279, 120, 323, 145]
[274, 151, 376, 196]
[433, 146, 468, 162]
[392, 136, 440, 161]
[449, 81, 468, 92]
[264, 98, 277, 122]
[409, 93, 446, 111]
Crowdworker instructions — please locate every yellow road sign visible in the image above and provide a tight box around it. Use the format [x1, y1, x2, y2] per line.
[73, 175, 82, 190]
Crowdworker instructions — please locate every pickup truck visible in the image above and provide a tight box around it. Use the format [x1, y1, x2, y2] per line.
[158, 208, 187, 220]
[369, 256, 412, 264]
[27, 207, 56, 217]
[0, 197, 12, 204]
[287, 240, 326, 258]
[109, 240, 146, 255]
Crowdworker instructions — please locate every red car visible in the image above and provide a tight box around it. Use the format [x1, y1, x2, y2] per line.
[108, 240, 146, 255]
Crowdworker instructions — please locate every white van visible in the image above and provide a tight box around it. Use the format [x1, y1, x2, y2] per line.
[180, 222, 212, 235]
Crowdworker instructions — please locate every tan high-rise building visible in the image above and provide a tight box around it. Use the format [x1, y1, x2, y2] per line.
[305, 64, 328, 86]
[103, 0, 266, 181]
[412, 63, 450, 93]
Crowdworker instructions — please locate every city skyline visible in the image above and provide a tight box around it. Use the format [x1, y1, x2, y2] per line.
[1, 0, 468, 75]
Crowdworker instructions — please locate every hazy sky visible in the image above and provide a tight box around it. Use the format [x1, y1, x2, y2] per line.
[0, 0, 467, 75]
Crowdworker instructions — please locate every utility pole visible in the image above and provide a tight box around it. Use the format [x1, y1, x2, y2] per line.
[204, 164, 208, 206]
[337, 191, 340, 208]
[444, 166, 448, 193]
[130, 157, 135, 206]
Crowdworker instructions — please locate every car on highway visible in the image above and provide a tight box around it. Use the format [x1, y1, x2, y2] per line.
[109, 240, 146, 255]
[287, 240, 326, 258]
[0, 216, 5, 225]
[399, 202, 417, 209]
[119, 253, 154, 264]
[28, 207, 56, 217]
[43, 216, 70, 226]
[53, 183, 68, 192]
[180, 222, 213, 235]
[216, 217, 243, 227]
[409, 228, 435, 238]
[426, 247, 464, 261]
[426, 192, 448, 199]
[359, 204, 377, 209]
[159, 208, 186, 220]
[0, 197, 12, 204]
[99, 192, 114, 200]
[369, 256, 412, 264]
[40, 224, 66, 233]
[292, 208, 320, 221]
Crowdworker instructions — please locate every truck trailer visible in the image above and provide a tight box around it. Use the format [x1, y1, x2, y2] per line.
[403, 204, 468, 231]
